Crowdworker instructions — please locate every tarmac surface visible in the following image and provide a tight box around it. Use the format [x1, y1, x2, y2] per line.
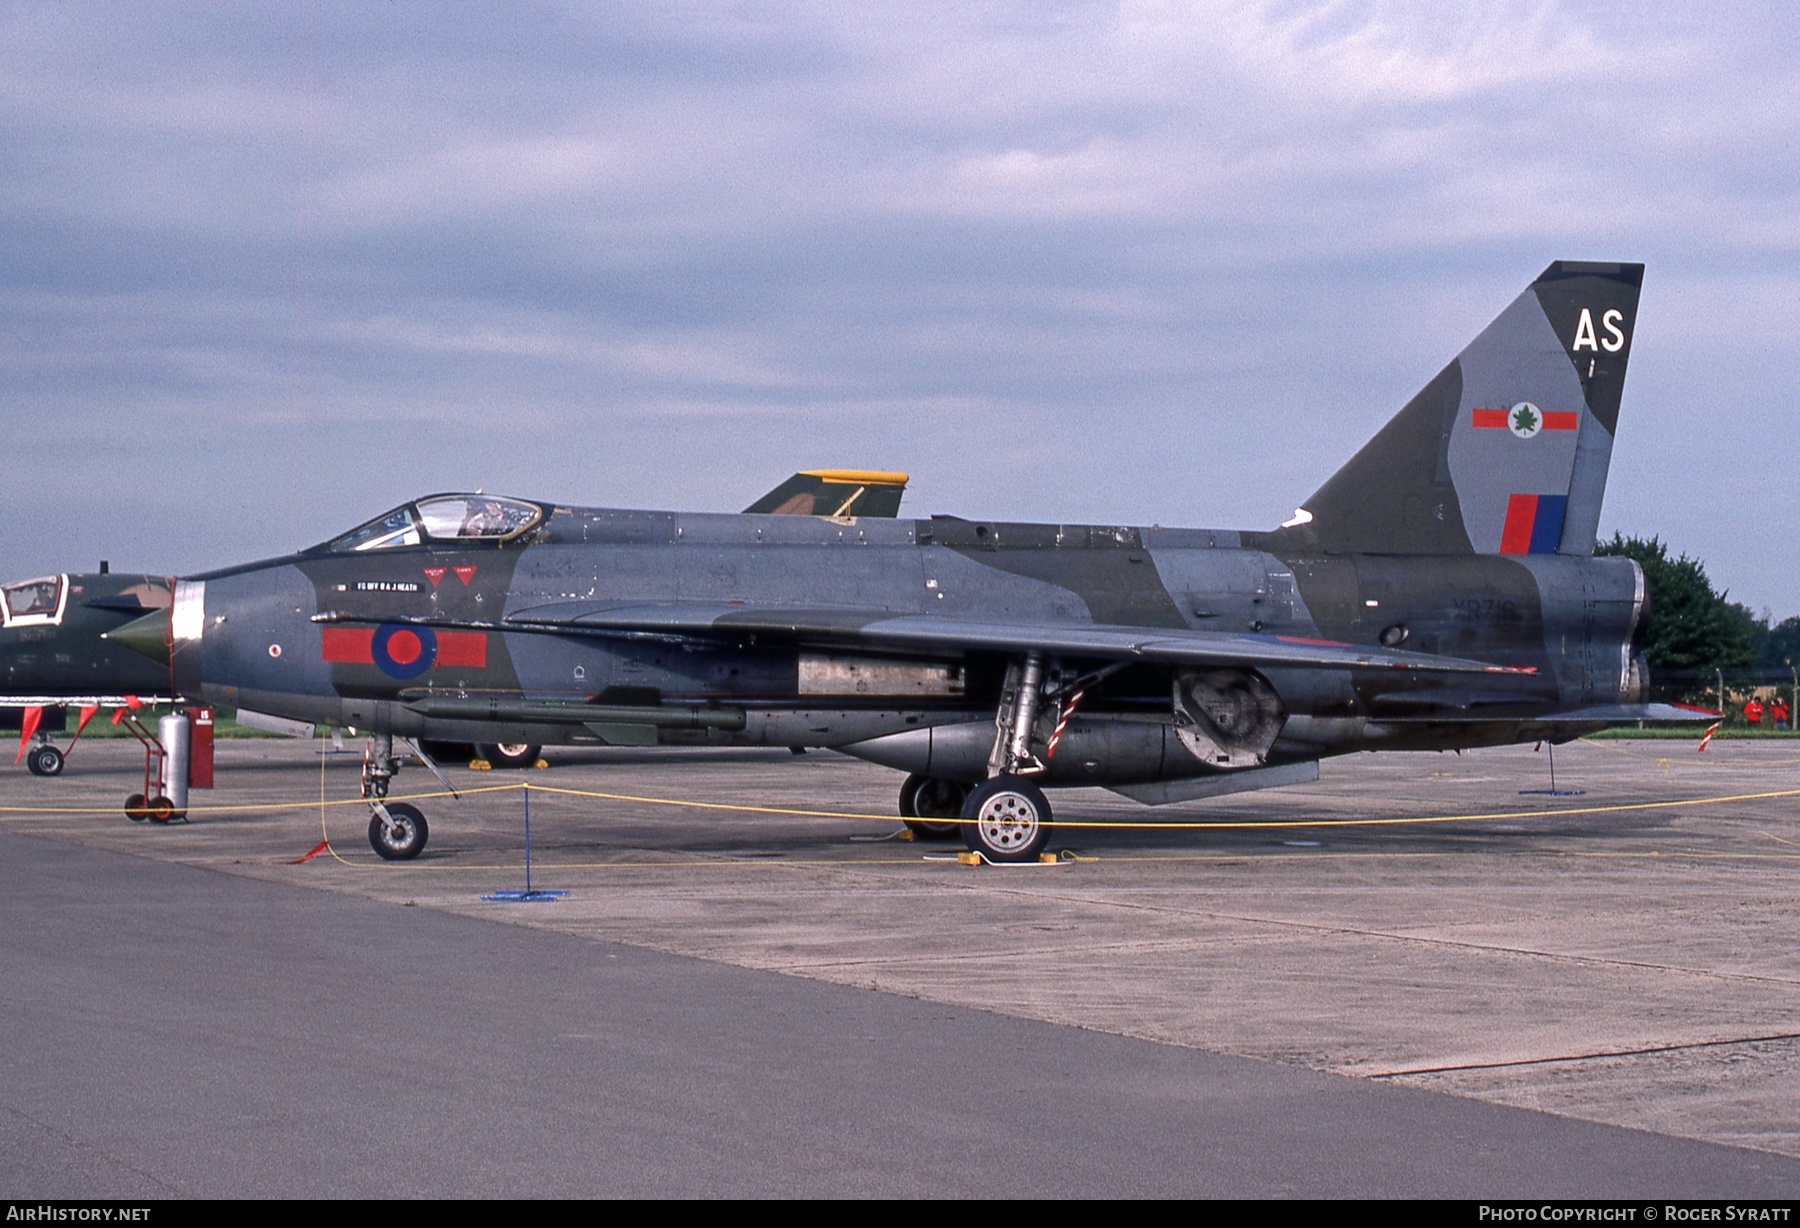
[3, 733, 1799, 1196]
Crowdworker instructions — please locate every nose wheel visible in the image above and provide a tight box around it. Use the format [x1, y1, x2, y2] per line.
[368, 802, 429, 861]
[363, 734, 430, 859]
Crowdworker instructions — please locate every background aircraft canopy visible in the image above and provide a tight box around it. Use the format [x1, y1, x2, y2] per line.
[2, 575, 66, 627]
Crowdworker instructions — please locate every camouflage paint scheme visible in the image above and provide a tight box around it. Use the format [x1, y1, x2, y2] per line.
[0, 470, 906, 751]
[0, 571, 175, 704]
[131, 262, 1672, 809]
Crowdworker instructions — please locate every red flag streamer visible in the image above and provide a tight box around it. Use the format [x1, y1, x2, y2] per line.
[291, 840, 331, 864]
[1044, 687, 1087, 761]
[14, 705, 42, 763]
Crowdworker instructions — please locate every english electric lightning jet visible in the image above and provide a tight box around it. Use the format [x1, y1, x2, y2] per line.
[105, 262, 1696, 861]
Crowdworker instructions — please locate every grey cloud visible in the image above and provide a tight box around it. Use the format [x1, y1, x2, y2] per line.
[0, 1, 1795, 615]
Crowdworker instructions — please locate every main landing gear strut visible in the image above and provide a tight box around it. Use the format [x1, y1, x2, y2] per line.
[364, 733, 428, 860]
[959, 651, 1056, 863]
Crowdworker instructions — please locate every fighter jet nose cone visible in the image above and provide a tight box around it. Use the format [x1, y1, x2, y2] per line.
[104, 607, 173, 665]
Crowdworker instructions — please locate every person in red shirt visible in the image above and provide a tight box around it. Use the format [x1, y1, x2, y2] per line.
[1772, 698, 1791, 730]
[1744, 697, 1765, 726]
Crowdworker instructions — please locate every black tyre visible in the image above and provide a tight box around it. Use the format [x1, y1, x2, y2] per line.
[899, 774, 966, 840]
[417, 740, 474, 765]
[26, 745, 63, 777]
[147, 795, 180, 824]
[124, 793, 149, 821]
[960, 775, 1053, 863]
[476, 742, 541, 770]
[368, 802, 428, 860]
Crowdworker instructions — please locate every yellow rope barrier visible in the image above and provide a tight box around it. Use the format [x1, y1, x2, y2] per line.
[6, 772, 1800, 833]
[0, 782, 520, 817]
[10, 743, 1800, 867]
[318, 731, 356, 866]
[515, 779, 1800, 832]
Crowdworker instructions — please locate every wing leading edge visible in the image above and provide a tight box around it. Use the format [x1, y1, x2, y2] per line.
[487, 600, 1534, 675]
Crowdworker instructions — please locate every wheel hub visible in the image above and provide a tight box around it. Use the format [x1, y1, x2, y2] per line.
[975, 792, 1040, 851]
[916, 779, 962, 819]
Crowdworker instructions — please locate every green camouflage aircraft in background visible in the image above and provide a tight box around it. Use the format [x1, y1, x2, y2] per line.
[0, 570, 177, 775]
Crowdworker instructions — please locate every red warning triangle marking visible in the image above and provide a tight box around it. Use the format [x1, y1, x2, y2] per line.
[453, 565, 477, 585]
[423, 567, 446, 587]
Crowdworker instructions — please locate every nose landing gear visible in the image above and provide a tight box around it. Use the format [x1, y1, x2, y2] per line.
[364, 734, 429, 860]
[25, 743, 63, 777]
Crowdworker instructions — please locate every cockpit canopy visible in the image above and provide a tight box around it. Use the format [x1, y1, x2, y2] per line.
[321, 495, 545, 553]
[2, 575, 66, 627]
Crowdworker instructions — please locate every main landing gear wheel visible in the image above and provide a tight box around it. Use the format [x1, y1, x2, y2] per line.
[476, 742, 541, 770]
[26, 745, 64, 777]
[369, 803, 428, 861]
[899, 774, 966, 840]
[961, 775, 1052, 863]
[418, 740, 474, 765]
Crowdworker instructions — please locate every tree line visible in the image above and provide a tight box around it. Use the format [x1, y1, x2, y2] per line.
[1596, 533, 1798, 708]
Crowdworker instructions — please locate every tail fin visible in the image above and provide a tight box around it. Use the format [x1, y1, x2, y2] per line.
[1273, 261, 1642, 556]
[744, 470, 908, 518]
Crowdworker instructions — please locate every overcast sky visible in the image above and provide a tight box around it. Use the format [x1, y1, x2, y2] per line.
[3, 2, 1796, 619]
